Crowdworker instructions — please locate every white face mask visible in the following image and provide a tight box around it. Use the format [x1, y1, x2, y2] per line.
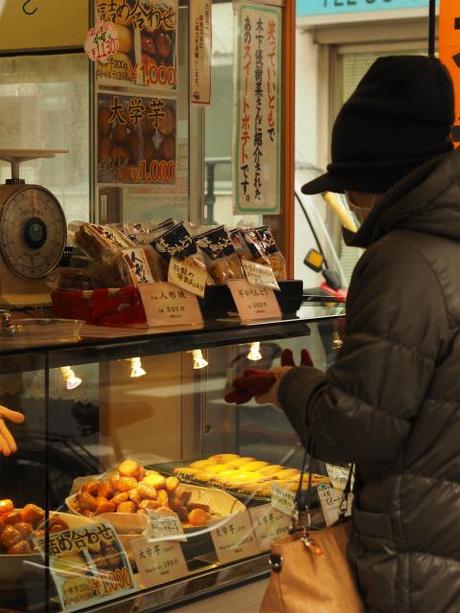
[345, 193, 378, 223]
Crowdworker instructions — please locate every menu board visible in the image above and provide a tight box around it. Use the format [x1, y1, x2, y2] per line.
[95, 0, 178, 91]
[97, 91, 176, 186]
[233, 3, 281, 214]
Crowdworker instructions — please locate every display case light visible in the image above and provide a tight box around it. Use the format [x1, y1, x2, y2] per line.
[247, 342, 262, 361]
[129, 357, 146, 378]
[192, 349, 208, 370]
[60, 366, 82, 391]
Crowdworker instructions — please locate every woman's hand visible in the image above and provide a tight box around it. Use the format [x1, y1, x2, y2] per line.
[0, 406, 25, 456]
[225, 348, 313, 407]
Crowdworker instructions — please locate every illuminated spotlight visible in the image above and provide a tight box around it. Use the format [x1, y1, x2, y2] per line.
[247, 341, 262, 361]
[60, 366, 82, 391]
[192, 349, 208, 370]
[129, 357, 146, 378]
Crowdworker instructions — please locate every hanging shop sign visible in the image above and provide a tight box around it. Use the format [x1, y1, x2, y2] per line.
[190, 0, 212, 105]
[233, 3, 281, 214]
[439, 0, 460, 147]
[297, 0, 428, 17]
[95, 0, 178, 91]
[97, 91, 176, 186]
[36, 522, 135, 612]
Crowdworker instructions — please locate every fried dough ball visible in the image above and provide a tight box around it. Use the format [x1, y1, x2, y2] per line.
[81, 480, 99, 496]
[141, 474, 165, 489]
[117, 501, 136, 514]
[0, 499, 14, 515]
[78, 492, 98, 512]
[1, 525, 22, 549]
[8, 539, 33, 554]
[165, 477, 179, 493]
[118, 459, 141, 479]
[157, 489, 169, 508]
[95, 497, 116, 515]
[14, 522, 33, 539]
[111, 492, 130, 507]
[139, 499, 161, 512]
[97, 480, 114, 499]
[128, 488, 142, 506]
[4, 511, 23, 525]
[188, 508, 209, 527]
[21, 504, 45, 526]
[137, 483, 157, 500]
[113, 477, 138, 492]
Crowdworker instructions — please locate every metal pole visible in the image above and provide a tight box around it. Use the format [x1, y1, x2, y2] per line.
[428, 0, 436, 57]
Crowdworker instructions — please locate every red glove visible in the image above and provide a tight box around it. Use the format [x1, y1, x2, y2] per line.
[225, 348, 313, 405]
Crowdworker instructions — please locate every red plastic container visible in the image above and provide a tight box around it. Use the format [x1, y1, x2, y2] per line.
[51, 287, 147, 326]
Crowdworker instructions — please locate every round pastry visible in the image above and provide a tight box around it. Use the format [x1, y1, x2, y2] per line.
[273, 469, 300, 480]
[223, 457, 255, 469]
[259, 464, 283, 476]
[207, 453, 240, 464]
[203, 464, 229, 475]
[141, 474, 166, 489]
[118, 459, 141, 479]
[190, 459, 212, 470]
[239, 461, 269, 472]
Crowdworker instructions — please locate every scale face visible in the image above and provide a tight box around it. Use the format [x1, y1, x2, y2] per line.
[0, 149, 68, 308]
[0, 185, 66, 279]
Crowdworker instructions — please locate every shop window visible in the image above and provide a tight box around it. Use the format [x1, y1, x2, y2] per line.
[0, 53, 90, 223]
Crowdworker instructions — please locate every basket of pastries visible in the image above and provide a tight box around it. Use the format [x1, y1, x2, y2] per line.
[66, 459, 245, 535]
[171, 454, 331, 499]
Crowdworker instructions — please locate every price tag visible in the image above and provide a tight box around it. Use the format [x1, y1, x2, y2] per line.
[249, 504, 291, 552]
[122, 248, 155, 285]
[325, 464, 351, 491]
[168, 258, 207, 298]
[210, 511, 260, 564]
[36, 522, 135, 612]
[147, 510, 187, 542]
[317, 484, 352, 527]
[271, 482, 295, 516]
[227, 279, 282, 321]
[190, 0, 212, 105]
[131, 537, 188, 588]
[241, 260, 280, 291]
[138, 282, 204, 327]
[84, 21, 119, 63]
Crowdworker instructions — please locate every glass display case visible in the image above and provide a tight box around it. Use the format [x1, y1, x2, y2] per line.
[0, 304, 344, 612]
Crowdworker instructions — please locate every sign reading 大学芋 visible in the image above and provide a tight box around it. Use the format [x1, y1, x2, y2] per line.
[297, 0, 428, 17]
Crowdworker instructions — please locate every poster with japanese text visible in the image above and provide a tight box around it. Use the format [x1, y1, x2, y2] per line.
[190, 0, 212, 105]
[98, 91, 176, 185]
[439, 0, 460, 147]
[95, 0, 178, 91]
[37, 522, 135, 612]
[233, 3, 281, 214]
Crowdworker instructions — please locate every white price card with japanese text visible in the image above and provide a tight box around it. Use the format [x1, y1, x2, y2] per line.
[249, 504, 291, 552]
[168, 258, 207, 298]
[228, 279, 281, 321]
[271, 482, 296, 517]
[190, 0, 212, 105]
[317, 483, 352, 527]
[36, 522, 135, 612]
[241, 259, 280, 291]
[131, 537, 188, 588]
[210, 511, 260, 564]
[325, 464, 352, 491]
[138, 282, 204, 327]
[147, 510, 187, 542]
[233, 3, 282, 214]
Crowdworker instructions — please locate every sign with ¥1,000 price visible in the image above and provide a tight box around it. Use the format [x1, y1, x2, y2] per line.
[168, 258, 207, 298]
[131, 537, 189, 588]
[227, 279, 282, 321]
[36, 522, 135, 613]
[241, 259, 280, 291]
[147, 510, 187, 542]
[138, 282, 204, 327]
[317, 483, 353, 527]
[249, 504, 291, 552]
[210, 511, 261, 564]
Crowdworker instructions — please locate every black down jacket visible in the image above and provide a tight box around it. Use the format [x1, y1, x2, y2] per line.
[279, 151, 460, 612]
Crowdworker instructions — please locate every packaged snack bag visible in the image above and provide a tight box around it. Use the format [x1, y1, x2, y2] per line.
[255, 226, 287, 281]
[195, 226, 244, 285]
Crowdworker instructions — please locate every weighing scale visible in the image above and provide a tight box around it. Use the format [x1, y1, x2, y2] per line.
[0, 149, 67, 308]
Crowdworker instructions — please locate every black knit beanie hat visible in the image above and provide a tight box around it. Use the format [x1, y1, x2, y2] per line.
[302, 55, 454, 195]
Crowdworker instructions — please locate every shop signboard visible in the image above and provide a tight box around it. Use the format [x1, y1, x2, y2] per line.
[190, 0, 212, 105]
[95, 0, 178, 91]
[439, 0, 460, 147]
[297, 0, 428, 17]
[233, 3, 281, 214]
[36, 522, 136, 612]
[97, 91, 176, 186]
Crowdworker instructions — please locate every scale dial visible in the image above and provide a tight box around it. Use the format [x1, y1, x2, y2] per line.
[0, 185, 66, 279]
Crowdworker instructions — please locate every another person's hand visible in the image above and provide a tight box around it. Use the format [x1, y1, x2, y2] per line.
[225, 349, 313, 407]
[0, 406, 25, 456]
